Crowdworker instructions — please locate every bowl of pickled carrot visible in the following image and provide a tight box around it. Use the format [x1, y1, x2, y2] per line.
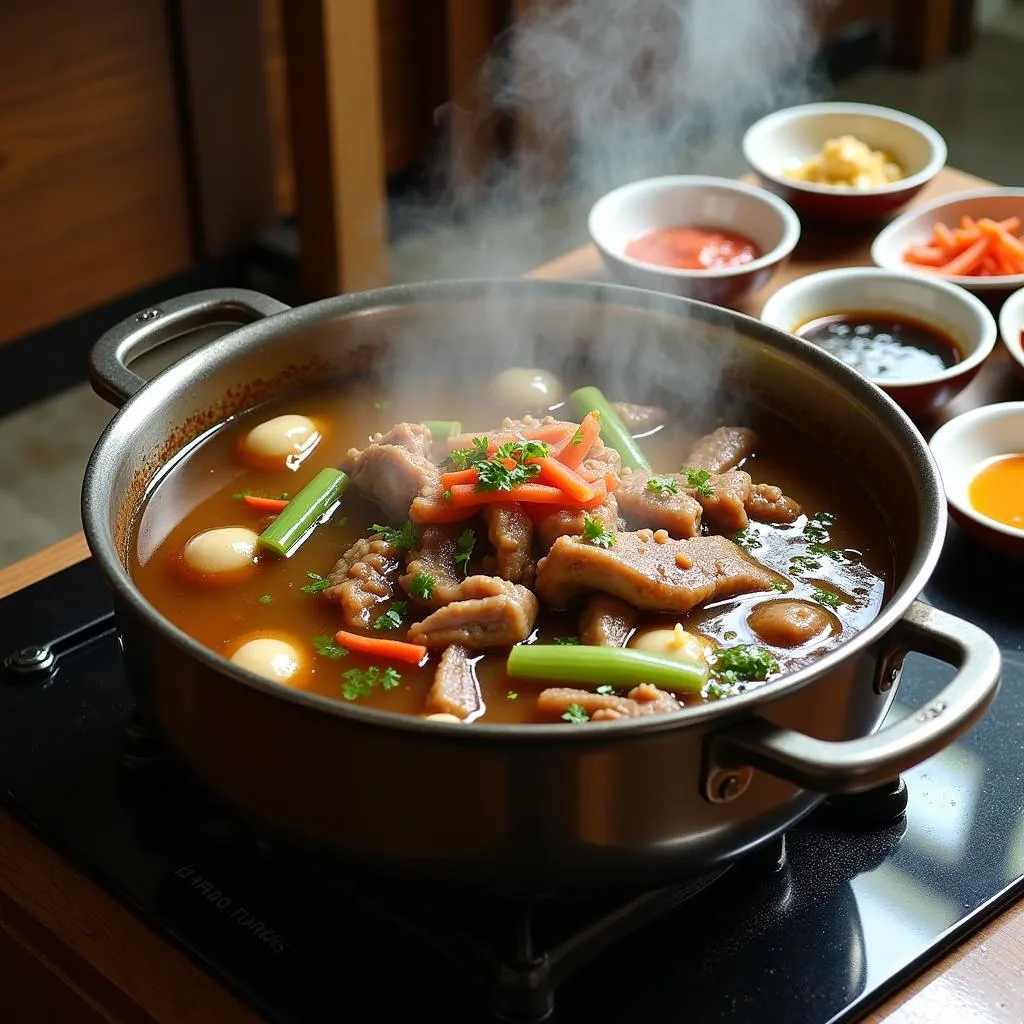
[588, 175, 801, 307]
[929, 402, 1024, 558]
[872, 188, 1024, 306]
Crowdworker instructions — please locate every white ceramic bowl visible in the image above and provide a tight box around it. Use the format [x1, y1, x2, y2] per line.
[587, 175, 800, 307]
[998, 285, 1024, 383]
[743, 102, 947, 224]
[873, 189, 1024, 304]
[929, 402, 1024, 558]
[760, 266, 997, 419]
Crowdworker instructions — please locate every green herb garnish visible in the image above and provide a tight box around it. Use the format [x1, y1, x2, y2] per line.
[683, 467, 715, 496]
[497, 439, 550, 462]
[373, 601, 408, 631]
[733, 527, 763, 552]
[561, 703, 590, 724]
[409, 572, 436, 601]
[507, 690, 519, 700]
[712, 644, 780, 686]
[474, 457, 541, 493]
[258, 594, 273, 604]
[811, 588, 843, 607]
[443, 436, 490, 470]
[789, 554, 821, 575]
[553, 636, 581, 646]
[370, 520, 417, 550]
[582, 515, 616, 548]
[341, 666, 402, 700]
[454, 529, 476, 575]
[646, 474, 680, 497]
[301, 572, 332, 594]
[770, 581, 789, 592]
[313, 634, 348, 659]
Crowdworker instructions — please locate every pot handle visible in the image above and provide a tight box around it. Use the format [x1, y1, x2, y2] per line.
[89, 288, 292, 407]
[705, 601, 1001, 796]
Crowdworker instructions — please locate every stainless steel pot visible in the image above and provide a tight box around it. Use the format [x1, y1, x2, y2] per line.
[82, 280, 1001, 897]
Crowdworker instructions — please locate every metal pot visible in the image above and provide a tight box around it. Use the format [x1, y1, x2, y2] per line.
[82, 280, 1000, 897]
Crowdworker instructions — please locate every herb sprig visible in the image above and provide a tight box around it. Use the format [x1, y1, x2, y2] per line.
[454, 529, 476, 575]
[562, 703, 590, 724]
[683, 467, 715, 496]
[373, 601, 408, 631]
[582, 516, 615, 548]
[370, 521, 417, 550]
[301, 572, 332, 594]
[313, 634, 348, 659]
[409, 572, 436, 601]
[342, 666, 401, 700]
[646, 474, 679, 497]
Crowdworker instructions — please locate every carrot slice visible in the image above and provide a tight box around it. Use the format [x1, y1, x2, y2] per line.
[978, 217, 1024, 263]
[558, 411, 602, 470]
[579, 481, 610, 510]
[998, 216, 1021, 234]
[448, 482, 570, 508]
[904, 245, 947, 267]
[937, 237, 989, 276]
[532, 457, 598, 503]
[335, 630, 428, 666]
[440, 468, 479, 489]
[243, 495, 290, 513]
[933, 222, 956, 250]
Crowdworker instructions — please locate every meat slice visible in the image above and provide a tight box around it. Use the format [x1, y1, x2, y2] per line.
[616, 468, 703, 538]
[424, 645, 482, 719]
[537, 683, 681, 721]
[371, 421, 433, 459]
[484, 504, 536, 586]
[694, 470, 751, 533]
[611, 402, 668, 434]
[579, 441, 622, 481]
[323, 536, 403, 628]
[536, 494, 620, 553]
[684, 426, 758, 473]
[400, 525, 466, 608]
[535, 531, 786, 612]
[579, 593, 637, 647]
[407, 577, 539, 649]
[342, 443, 439, 523]
[746, 483, 802, 524]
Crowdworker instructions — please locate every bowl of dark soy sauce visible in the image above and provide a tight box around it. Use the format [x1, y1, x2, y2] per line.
[760, 266, 997, 419]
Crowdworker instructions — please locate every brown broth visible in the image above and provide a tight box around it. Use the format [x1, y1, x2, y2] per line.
[130, 378, 894, 723]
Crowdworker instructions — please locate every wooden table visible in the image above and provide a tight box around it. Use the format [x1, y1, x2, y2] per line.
[2, 166, 1022, 1023]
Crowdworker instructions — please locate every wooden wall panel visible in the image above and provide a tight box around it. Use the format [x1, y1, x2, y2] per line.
[0, 0, 193, 345]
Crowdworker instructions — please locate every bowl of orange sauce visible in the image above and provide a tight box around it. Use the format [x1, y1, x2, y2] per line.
[588, 175, 800, 307]
[929, 402, 1024, 558]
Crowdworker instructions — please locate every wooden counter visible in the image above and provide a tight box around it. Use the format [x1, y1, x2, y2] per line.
[2, 166, 1023, 1023]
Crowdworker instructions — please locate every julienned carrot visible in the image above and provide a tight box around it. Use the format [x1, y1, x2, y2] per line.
[904, 244, 947, 267]
[978, 217, 1024, 263]
[558, 411, 601, 470]
[532, 457, 598, 503]
[936, 237, 989, 276]
[933, 222, 956, 249]
[334, 630, 428, 666]
[440, 468, 479, 489]
[999, 216, 1021, 234]
[448, 482, 570, 507]
[243, 494, 290, 513]
[580, 482, 609, 510]
[904, 215, 1024, 278]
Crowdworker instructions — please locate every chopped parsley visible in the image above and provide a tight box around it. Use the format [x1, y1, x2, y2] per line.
[712, 645, 780, 686]
[646, 474, 679, 497]
[301, 572, 332, 594]
[507, 690, 519, 700]
[373, 601, 408, 631]
[770, 581, 789, 592]
[443, 436, 490, 470]
[595, 684, 618, 695]
[582, 515, 616, 548]
[802, 511, 837, 543]
[341, 666, 401, 700]
[312, 634, 348, 659]
[732, 527, 763, 552]
[811, 587, 843, 608]
[409, 572, 436, 601]
[474, 457, 541, 492]
[258, 594, 273, 604]
[454, 529, 476, 575]
[789, 554, 821, 575]
[497, 439, 550, 462]
[561, 703, 590, 724]
[683, 467, 715, 496]
[553, 636, 580, 645]
[370, 520, 417, 550]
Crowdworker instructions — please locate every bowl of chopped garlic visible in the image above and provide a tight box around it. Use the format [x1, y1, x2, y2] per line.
[742, 102, 947, 224]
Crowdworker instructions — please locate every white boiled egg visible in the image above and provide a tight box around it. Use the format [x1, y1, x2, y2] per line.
[630, 623, 715, 664]
[488, 368, 564, 414]
[241, 414, 320, 468]
[182, 527, 258, 578]
[230, 635, 304, 684]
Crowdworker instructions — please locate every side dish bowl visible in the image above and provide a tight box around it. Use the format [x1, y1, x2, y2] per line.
[743, 102, 946, 224]
[872, 188, 1024, 305]
[929, 403, 1024, 559]
[998, 285, 1024, 382]
[587, 175, 800, 307]
[759, 266, 997, 419]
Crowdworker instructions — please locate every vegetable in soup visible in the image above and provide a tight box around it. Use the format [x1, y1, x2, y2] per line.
[624, 226, 760, 271]
[130, 375, 893, 725]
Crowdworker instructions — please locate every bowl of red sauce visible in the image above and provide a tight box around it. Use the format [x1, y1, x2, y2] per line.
[929, 403, 1024, 559]
[588, 175, 801, 307]
[759, 266, 997, 420]
[998, 285, 1024, 383]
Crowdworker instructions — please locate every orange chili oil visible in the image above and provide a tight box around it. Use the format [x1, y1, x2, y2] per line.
[624, 225, 761, 270]
[968, 454, 1024, 529]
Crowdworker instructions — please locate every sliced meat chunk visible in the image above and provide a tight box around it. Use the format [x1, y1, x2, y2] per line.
[747, 599, 838, 648]
[616, 468, 703, 538]
[684, 426, 758, 474]
[323, 536, 403, 628]
[400, 525, 466, 608]
[537, 683, 681, 721]
[580, 441, 622, 481]
[746, 483, 802, 524]
[407, 577, 539, 649]
[611, 402, 668, 435]
[535, 531, 786, 612]
[579, 593, 637, 647]
[342, 443, 439, 523]
[694, 470, 751, 533]
[370, 421, 433, 459]
[424, 645, 482, 719]
[484, 504, 536, 586]
[536, 494, 620, 553]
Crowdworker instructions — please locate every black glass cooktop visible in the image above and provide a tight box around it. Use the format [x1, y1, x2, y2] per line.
[1, 521, 1022, 1023]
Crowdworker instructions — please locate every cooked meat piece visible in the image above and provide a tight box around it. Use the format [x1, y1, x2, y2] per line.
[579, 593, 637, 647]
[535, 531, 786, 612]
[536, 494, 620, 553]
[371, 421, 433, 459]
[323, 536, 403, 628]
[611, 402, 668, 434]
[746, 483, 802, 524]
[400, 525, 466, 608]
[537, 683, 681, 721]
[342, 443, 439, 523]
[424, 645, 482, 719]
[616, 468, 703, 538]
[407, 577, 539, 649]
[684, 426, 758, 473]
[484, 504, 536, 586]
[694, 470, 751, 533]
[747, 599, 838, 648]
[579, 441, 622, 481]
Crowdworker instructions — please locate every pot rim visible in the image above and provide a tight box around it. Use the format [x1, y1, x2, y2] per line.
[82, 277, 947, 742]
